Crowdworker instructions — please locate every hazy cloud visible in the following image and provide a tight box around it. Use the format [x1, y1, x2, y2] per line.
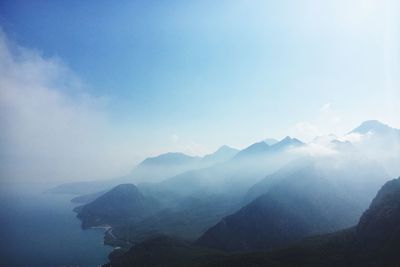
[0, 31, 140, 184]
[294, 122, 322, 141]
[292, 103, 345, 142]
[339, 132, 365, 143]
[290, 143, 338, 157]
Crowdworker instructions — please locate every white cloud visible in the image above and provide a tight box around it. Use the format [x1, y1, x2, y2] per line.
[292, 103, 346, 142]
[339, 132, 365, 143]
[0, 30, 140, 184]
[320, 103, 331, 112]
[170, 134, 179, 143]
[319, 103, 342, 125]
[290, 143, 338, 157]
[168, 133, 209, 156]
[294, 121, 322, 142]
[181, 141, 209, 156]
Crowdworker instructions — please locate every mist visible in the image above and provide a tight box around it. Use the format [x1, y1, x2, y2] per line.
[0, 30, 142, 185]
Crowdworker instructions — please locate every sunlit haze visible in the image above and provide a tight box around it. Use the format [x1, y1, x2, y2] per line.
[0, 0, 399, 184]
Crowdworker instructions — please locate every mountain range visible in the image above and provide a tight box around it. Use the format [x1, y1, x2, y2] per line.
[154, 136, 304, 198]
[50, 120, 400, 266]
[51, 120, 400, 197]
[49, 145, 239, 195]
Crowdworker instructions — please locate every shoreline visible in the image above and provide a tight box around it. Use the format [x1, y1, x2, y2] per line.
[89, 225, 112, 230]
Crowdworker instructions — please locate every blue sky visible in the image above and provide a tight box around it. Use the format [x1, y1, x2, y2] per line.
[0, 0, 399, 182]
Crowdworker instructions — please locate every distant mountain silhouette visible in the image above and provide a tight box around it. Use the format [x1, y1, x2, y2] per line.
[50, 148, 238, 195]
[270, 136, 303, 151]
[351, 120, 400, 135]
[49, 152, 202, 195]
[234, 136, 303, 160]
[234, 141, 270, 158]
[51, 120, 400, 196]
[131, 152, 203, 184]
[152, 136, 304, 197]
[201, 145, 239, 164]
[140, 152, 200, 166]
[348, 120, 400, 178]
[156, 138, 304, 198]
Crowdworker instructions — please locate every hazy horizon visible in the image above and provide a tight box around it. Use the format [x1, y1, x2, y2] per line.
[1, 0, 399, 184]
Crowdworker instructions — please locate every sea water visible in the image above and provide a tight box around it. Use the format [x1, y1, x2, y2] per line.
[0, 183, 112, 267]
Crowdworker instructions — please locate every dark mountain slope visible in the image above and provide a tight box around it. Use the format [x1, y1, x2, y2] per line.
[104, 177, 400, 267]
[197, 154, 388, 252]
[106, 194, 241, 246]
[75, 184, 159, 229]
[196, 163, 360, 251]
[352, 178, 400, 264]
[105, 235, 223, 267]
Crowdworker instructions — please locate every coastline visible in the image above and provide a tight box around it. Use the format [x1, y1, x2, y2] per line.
[89, 225, 112, 230]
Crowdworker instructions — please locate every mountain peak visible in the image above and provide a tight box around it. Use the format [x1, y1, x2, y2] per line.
[110, 183, 142, 195]
[351, 120, 398, 135]
[242, 141, 270, 152]
[202, 145, 239, 163]
[87, 183, 145, 207]
[215, 145, 237, 153]
[271, 136, 303, 150]
[75, 183, 159, 229]
[141, 152, 199, 165]
[280, 136, 302, 143]
[233, 141, 270, 159]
